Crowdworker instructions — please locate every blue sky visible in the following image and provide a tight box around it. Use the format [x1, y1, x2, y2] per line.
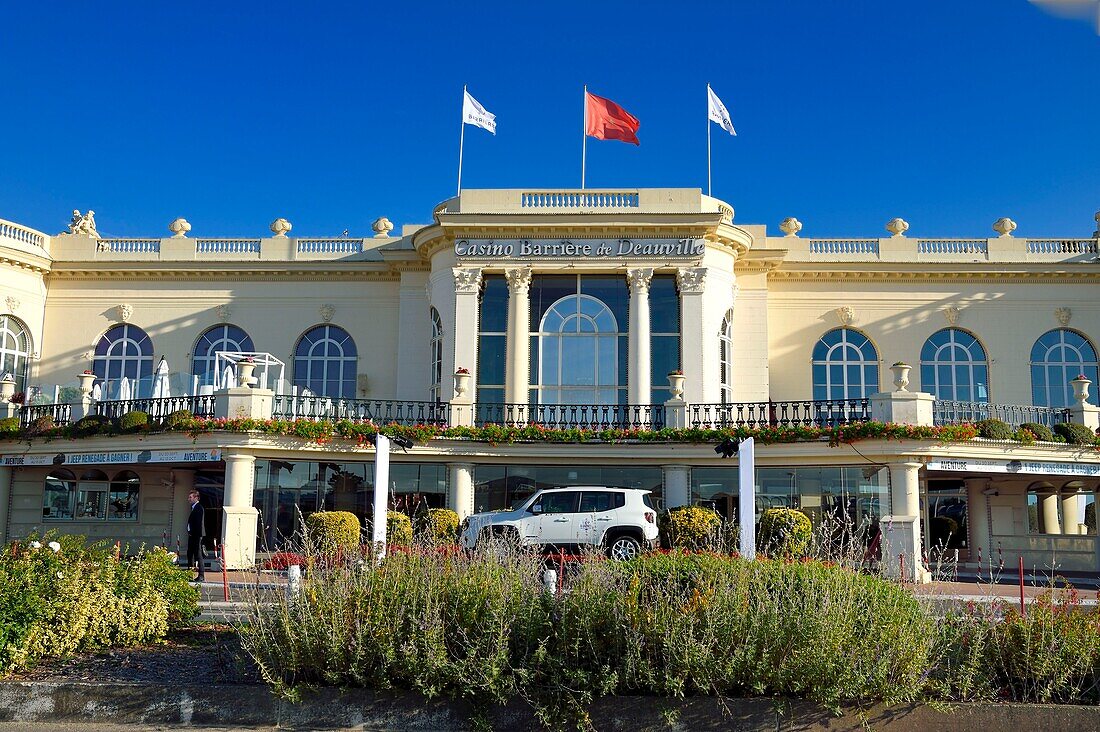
[1, 1, 1097, 238]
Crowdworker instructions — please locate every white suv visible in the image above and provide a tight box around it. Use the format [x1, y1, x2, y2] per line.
[459, 487, 659, 560]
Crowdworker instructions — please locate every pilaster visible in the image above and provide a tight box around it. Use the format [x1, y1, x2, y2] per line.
[663, 465, 690, 509]
[504, 267, 532, 405]
[452, 267, 483, 399]
[676, 267, 707, 404]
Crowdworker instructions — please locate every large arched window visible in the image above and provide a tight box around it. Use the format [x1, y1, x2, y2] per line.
[93, 324, 154, 398]
[294, 325, 358, 399]
[43, 469, 76, 520]
[812, 328, 879, 400]
[0, 314, 31, 393]
[429, 309, 443, 403]
[192, 324, 255, 386]
[1031, 329, 1099, 407]
[920, 328, 989, 402]
[108, 470, 140, 521]
[537, 294, 620, 405]
[719, 310, 733, 403]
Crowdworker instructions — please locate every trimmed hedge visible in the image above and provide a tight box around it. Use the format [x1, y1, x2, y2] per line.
[1053, 421, 1098, 446]
[1018, 422, 1055, 442]
[118, 410, 149, 432]
[660, 506, 721, 550]
[71, 414, 113, 437]
[417, 508, 460, 545]
[0, 417, 17, 436]
[976, 419, 1012, 440]
[386, 511, 414, 547]
[162, 409, 193, 429]
[304, 511, 360, 555]
[758, 507, 813, 558]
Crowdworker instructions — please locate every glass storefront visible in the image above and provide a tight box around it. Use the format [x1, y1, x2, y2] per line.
[926, 479, 968, 552]
[474, 464, 664, 513]
[252, 459, 447, 549]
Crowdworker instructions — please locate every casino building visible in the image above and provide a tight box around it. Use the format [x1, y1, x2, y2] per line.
[1, 189, 1099, 579]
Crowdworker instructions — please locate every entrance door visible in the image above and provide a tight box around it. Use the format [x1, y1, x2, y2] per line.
[925, 479, 968, 560]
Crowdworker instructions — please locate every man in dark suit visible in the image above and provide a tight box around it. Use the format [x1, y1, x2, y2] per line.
[186, 489, 206, 582]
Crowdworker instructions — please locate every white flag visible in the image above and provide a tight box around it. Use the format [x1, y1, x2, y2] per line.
[708, 85, 736, 136]
[463, 89, 496, 134]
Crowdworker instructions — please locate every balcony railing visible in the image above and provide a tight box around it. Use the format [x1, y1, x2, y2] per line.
[475, 403, 665, 430]
[689, 399, 870, 429]
[932, 401, 1071, 429]
[520, 191, 639, 210]
[95, 395, 217, 420]
[271, 396, 450, 426]
[19, 403, 73, 427]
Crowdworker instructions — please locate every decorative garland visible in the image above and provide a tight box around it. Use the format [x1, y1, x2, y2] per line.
[1, 415, 980, 448]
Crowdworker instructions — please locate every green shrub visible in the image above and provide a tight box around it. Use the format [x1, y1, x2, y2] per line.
[118, 410, 149, 432]
[162, 409, 193, 429]
[1018, 422, 1055, 442]
[758, 507, 813, 558]
[386, 511, 414, 547]
[0, 535, 193, 675]
[659, 506, 721, 550]
[976, 419, 1012, 440]
[71, 414, 113, 437]
[304, 511, 360, 555]
[417, 508, 460, 545]
[0, 417, 18, 436]
[1053, 421, 1097, 446]
[23, 415, 54, 437]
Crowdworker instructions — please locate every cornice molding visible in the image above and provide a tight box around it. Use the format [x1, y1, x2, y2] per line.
[768, 269, 1100, 284]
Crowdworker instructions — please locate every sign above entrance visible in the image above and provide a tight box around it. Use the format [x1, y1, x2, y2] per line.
[1, 448, 223, 467]
[454, 238, 706, 260]
[927, 458, 1100, 478]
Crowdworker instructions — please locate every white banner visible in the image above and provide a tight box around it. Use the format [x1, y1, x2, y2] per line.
[1, 448, 222, 467]
[927, 457, 1100, 478]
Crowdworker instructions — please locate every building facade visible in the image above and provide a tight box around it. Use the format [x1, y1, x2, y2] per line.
[1, 191, 1099, 579]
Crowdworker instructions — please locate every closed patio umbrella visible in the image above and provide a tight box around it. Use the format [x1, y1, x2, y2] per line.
[222, 364, 237, 389]
[118, 376, 132, 402]
[152, 357, 171, 399]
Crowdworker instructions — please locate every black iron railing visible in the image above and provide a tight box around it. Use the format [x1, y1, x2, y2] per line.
[19, 402, 73, 427]
[475, 403, 665, 430]
[95, 395, 217, 420]
[689, 399, 870, 429]
[271, 396, 450, 426]
[932, 401, 1072, 429]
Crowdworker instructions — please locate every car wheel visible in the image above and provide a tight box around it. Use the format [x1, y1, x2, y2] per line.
[607, 534, 642, 561]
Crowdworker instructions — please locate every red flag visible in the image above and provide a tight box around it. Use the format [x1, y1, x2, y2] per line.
[585, 92, 640, 145]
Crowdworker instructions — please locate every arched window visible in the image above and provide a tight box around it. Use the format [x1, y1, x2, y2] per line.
[109, 470, 140, 521]
[43, 469, 76, 520]
[93, 324, 154, 397]
[294, 325, 358, 399]
[537, 294, 620, 405]
[812, 328, 879, 400]
[920, 328, 989, 402]
[719, 310, 733, 403]
[429, 309, 443, 403]
[76, 469, 109, 520]
[0, 315, 31, 393]
[1031, 329, 1099, 407]
[192, 324, 255, 386]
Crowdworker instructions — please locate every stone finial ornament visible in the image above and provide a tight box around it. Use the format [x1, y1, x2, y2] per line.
[1055, 307, 1072, 326]
[371, 217, 394, 238]
[168, 218, 192, 238]
[992, 217, 1017, 237]
[117, 304, 133, 323]
[320, 304, 335, 323]
[885, 218, 909, 237]
[67, 210, 100, 238]
[270, 218, 292, 237]
[835, 306, 855, 326]
[943, 306, 961, 326]
[779, 217, 803, 237]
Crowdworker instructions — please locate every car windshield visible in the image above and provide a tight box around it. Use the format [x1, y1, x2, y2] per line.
[509, 495, 532, 511]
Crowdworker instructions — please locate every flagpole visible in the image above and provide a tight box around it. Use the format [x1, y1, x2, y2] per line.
[581, 85, 587, 189]
[457, 84, 467, 196]
[706, 84, 712, 197]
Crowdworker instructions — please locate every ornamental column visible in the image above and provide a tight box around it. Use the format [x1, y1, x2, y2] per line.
[1041, 490, 1062, 535]
[452, 267, 483, 404]
[221, 452, 258, 569]
[676, 267, 708, 405]
[504, 267, 532, 406]
[962, 477, 991, 562]
[448, 462, 475, 520]
[663, 465, 691, 509]
[1062, 485, 1083, 535]
[883, 461, 930, 583]
[627, 268, 653, 406]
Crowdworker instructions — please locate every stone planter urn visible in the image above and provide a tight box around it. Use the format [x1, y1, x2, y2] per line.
[77, 372, 96, 396]
[1071, 376, 1091, 404]
[0, 374, 14, 402]
[236, 360, 257, 388]
[667, 372, 685, 400]
[454, 370, 471, 399]
[890, 362, 911, 392]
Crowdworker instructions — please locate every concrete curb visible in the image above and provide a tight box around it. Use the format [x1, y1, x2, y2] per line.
[0, 682, 1097, 730]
